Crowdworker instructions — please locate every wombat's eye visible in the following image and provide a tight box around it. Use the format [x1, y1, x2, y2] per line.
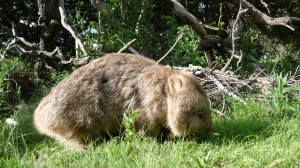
[198, 113, 205, 119]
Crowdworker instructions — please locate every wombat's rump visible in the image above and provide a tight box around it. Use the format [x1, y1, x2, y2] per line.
[33, 53, 212, 148]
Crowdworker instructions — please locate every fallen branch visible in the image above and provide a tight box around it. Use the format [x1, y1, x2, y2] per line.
[206, 74, 246, 104]
[173, 64, 250, 104]
[173, 64, 300, 103]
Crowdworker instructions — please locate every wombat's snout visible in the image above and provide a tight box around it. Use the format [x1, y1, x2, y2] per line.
[168, 111, 212, 137]
[189, 113, 212, 135]
[202, 113, 213, 134]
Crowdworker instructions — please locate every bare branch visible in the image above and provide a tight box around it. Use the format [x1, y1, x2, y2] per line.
[222, 1, 247, 72]
[259, 0, 270, 14]
[39, 47, 61, 58]
[157, 33, 183, 64]
[203, 24, 229, 33]
[2, 22, 38, 57]
[236, 51, 243, 67]
[135, 0, 146, 34]
[58, 0, 89, 55]
[218, 3, 223, 26]
[117, 37, 140, 55]
[61, 56, 90, 66]
[169, 0, 216, 66]
[117, 39, 137, 53]
[2, 40, 17, 58]
[169, 0, 207, 37]
[225, 0, 300, 30]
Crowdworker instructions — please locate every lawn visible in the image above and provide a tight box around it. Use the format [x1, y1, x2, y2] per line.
[1, 97, 299, 168]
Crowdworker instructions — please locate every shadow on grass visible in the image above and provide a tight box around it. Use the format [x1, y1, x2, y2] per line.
[17, 110, 49, 146]
[196, 117, 273, 145]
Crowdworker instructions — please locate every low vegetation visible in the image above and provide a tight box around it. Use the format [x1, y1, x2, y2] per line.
[0, 72, 299, 167]
[1, 1, 300, 167]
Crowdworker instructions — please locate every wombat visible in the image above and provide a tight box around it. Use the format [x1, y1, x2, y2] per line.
[33, 53, 212, 148]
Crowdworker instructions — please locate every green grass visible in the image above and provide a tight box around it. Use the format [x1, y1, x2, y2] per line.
[0, 96, 299, 168]
[0, 57, 34, 117]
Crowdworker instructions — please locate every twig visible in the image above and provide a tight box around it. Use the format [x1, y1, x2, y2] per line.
[293, 66, 299, 78]
[218, 3, 223, 27]
[236, 51, 243, 67]
[117, 39, 137, 53]
[2, 40, 17, 58]
[61, 56, 90, 66]
[203, 24, 228, 33]
[2, 22, 17, 57]
[157, 33, 183, 64]
[259, 0, 270, 14]
[214, 109, 230, 119]
[280, 23, 295, 31]
[117, 37, 140, 55]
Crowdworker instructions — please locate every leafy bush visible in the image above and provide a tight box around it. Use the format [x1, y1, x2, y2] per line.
[267, 73, 300, 117]
[0, 58, 34, 116]
[163, 25, 206, 66]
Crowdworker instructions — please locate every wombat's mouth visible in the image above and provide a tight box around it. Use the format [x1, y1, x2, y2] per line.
[184, 130, 212, 139]
[171, 129, 211, 138]
[186, 125, 212, 137]
[179, 133, 201, 140]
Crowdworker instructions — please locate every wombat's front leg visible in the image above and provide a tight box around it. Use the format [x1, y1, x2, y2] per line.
[134, 113, 162, 137]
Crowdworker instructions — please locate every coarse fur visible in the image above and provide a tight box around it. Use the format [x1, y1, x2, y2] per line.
[33, 53, 212, 148]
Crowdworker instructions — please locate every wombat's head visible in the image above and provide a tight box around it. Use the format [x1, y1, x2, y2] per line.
[165, 72, 212, 136]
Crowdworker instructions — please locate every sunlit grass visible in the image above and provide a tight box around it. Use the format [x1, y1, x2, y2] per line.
[1, 95, 299, 167]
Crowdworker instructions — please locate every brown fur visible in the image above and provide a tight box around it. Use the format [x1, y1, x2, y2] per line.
[33, 53, 212, 148]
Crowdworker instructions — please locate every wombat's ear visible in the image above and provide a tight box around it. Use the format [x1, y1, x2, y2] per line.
[167, 75, 183, 93]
